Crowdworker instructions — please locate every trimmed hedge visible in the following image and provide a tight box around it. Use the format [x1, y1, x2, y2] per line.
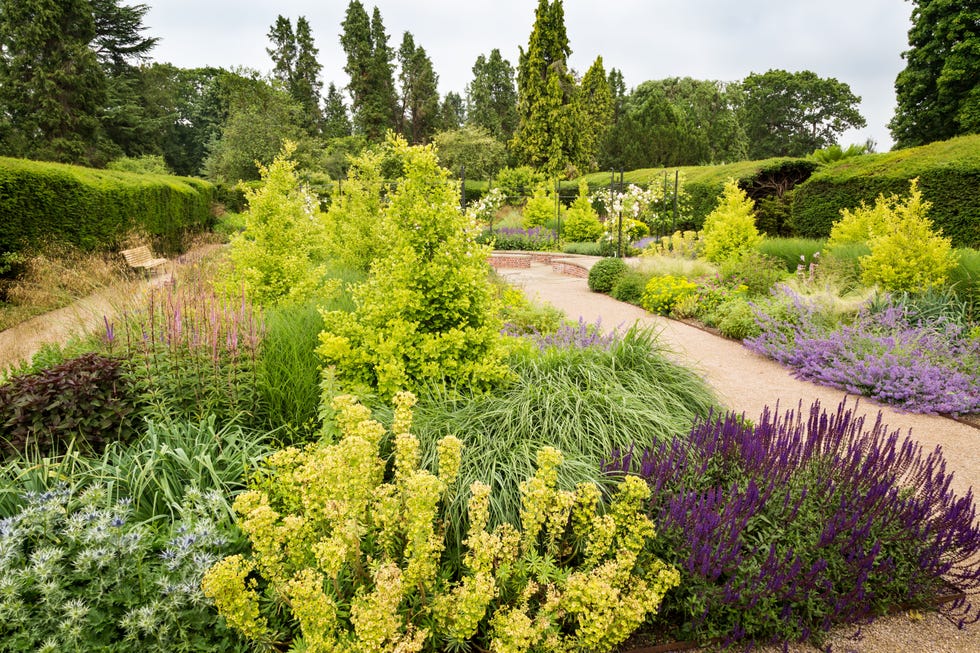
[0, 157, 214, 255]
[791, 135, 980, 248]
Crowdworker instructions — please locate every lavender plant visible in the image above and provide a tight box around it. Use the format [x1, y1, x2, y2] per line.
[477, 225, 558, 251]
[747, 286, 980, 414]
[0, 484, 248, 653]
[608, 400, 980, 648]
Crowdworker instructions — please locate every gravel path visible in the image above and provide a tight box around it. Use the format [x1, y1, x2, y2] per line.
[499, 259, 980, 653]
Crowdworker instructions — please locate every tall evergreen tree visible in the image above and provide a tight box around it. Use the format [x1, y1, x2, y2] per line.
[323, 82, 352, 138]
[267, 15, 323, 135]
[0, 0, 108, 164]
[340, 1, 398, 141]
[90, 0, 158, 75]
[438, 91, 465, 130]
[397, 32, 440, 144]
[889, 0, 980, 148]
[466, 49, 518, 142]
[513, 0, 583, 177]
[598, 67, 628, 169]
[578, 56, 613, 171]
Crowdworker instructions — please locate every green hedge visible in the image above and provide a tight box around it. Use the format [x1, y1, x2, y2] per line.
[791, 135, 980, 248]
[0, 157, 214, 255]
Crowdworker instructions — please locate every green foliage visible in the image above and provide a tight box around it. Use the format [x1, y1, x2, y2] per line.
[949, 247, 980, 319]
[808, 143, 867, 164]
[587, 257, 629, 293]
[106, 154, 172, 175]
[610, 270, 649, 304]
[495, 165, 546, 201]
[522, 182, 561, 228]
[266, 15, 324, 135]
[741, 69, 866, 159]
[467, 49, 519, 142]
[341, 1, 399, 141]
[830, 180, 958, 292]
[222, 142, 329, 306]
[562, 180, 603, 241]
[715, 296, 762, 340]
[496, 283, 565, 336]
[641, 275, 698, 315]
[700, 179, 763, 263]
[409, 327, 719, 549]
[203, 393, 681, 652]
[0, 0, 109, 166]
[321, 144, 388, 271]
[433, 124, 507, 178]
[0, 484, 248, 653]
[578, 56, 614, 171]
[717, 250, 788, 296]
[561, 241, 604, 255]
[757, 237, 826, 272]
[397, 32, 440, 144]
[890, 0, 980, 148]
[790, 134, 980, 248]
[0, 353, 134, 459]
[0, 156, 213, 256]
[318, 136, 509, 399]
[513, 0, 584, 176]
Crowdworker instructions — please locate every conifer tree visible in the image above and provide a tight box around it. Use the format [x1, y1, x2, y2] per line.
[0, 0, 108, 164]
[267, 15, 323, 135]
[323, 83, 353, 138]
[513, 0, 583, 177]
[578, 56, 613, 171]
[397, 32, 440, 144]
[341, 1, 398, 141]
[466, 49, 518, 142]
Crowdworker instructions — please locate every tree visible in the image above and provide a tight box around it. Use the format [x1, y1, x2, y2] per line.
[740, 69, 866, 159]
[0, 0, 108, 164]
[432, 125, 507, 179]
[438, 91, 465, 130]
[341, 1, 398, 141]
[323, 82, 352, 138]
[267, 15, 324, 135]
[512, 0, 583, 177]
[397, 32, 440, 144]
[578, 56, 613, 171]
[890, 0, 980, 148]
[701, 179, 762, 263]
[598, 67, 628, 169]
[466, 49, 518, 142]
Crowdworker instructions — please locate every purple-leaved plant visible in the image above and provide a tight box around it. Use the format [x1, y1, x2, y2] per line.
[606, 400, 980, 648]
[746, 286, 980, 414]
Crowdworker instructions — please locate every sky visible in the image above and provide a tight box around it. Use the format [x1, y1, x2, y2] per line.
[144, 0, 913, 151]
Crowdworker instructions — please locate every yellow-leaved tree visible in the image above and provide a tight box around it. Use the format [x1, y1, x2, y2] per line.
[700, 179, 762, 263]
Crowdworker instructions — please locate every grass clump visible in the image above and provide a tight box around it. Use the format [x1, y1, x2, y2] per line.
[758, 237, 825, 272]
[408, 326, 718, 550]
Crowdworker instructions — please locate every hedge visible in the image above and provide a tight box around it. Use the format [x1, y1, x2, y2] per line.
[790, 135, 980, 248]
[0, 157, 215, 256]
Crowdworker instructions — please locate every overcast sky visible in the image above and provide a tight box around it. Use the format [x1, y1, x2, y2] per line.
[145, 0, 912, 151]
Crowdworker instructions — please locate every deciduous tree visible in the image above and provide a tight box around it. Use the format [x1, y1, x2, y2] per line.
[889, 0, 980, 147]
[741, 69, 865, 159]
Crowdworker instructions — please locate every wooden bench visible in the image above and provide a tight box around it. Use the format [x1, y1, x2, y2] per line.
[121, 246, 168, 275]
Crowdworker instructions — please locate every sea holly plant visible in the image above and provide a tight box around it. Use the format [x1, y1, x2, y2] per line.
[202, 392, 680, 652]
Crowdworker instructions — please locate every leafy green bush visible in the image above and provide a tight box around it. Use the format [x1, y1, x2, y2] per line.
[610, 270, 649, 304]
[0, 353, 134, 459]
[715, 296, 762, 340]
[562, 241, 604, 255]
[0, 156, 213, 256]
[221, 142, 330, 306]
[641, 275, 698, 315]
[0, 484, 248, 653]
[106, 154, 172, 175]
[202, 393, 681, 653]
[318, 136, 509, 399]
[717, 250, 788, 296]
[522, 182, 561, 228]
[587, 257, 629, 293]
[791, 134, 980, 248]
[561, 181, 603, 242]
[494, 165, 545, 203]
[829, 180, 957, 292]
[949, 247, 980, 319]
[700, 179, 763, 263]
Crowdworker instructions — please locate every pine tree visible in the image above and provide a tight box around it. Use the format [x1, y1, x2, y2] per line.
[341, 1, 398, 141]
[889, 0, 980, 147]
[513, 0, 583, 177]
[266, 15, 323, 135]
[0, 0, 108, 164]
[323, 83, 352, 138]
[466, 49, 518, 142]
[397, 32, 440, 144]
[438, 92, 466, 130]
[266, 15, 297, 85]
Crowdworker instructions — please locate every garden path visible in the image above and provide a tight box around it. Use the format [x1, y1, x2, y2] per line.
[0, 244, 222, 372]
[500, 258, 980, 653]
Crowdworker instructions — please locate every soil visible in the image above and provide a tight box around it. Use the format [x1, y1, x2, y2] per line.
[498, 258, 980, 653]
